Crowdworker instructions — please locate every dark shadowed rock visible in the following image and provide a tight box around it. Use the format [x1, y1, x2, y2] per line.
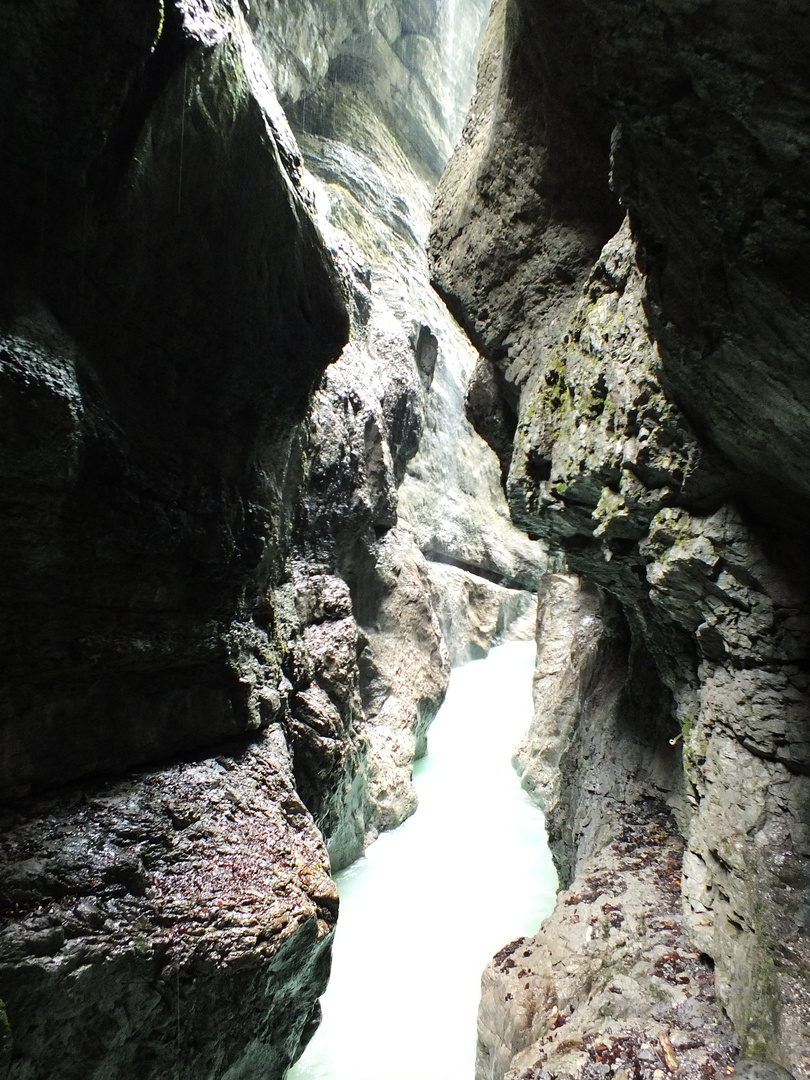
[0, 730, 337, 1080]
[0, 3, 353, 1077]
[0, 2, 349, 799]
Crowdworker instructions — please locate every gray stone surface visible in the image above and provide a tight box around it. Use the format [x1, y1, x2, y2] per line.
[432, 1, 810, 1075]
[0, 1, 349, 799]
[515, 575, 684, 887]
[734, 1063, 798, 1080]
[0, 730, 337, 1080]
[0, 2, 544, 1075]
[283, 0, 546, 858]
[507, 224, 810, 1075]
[251, 0, 490, 180]
[478, 803, 737, 1080]
[426, 562, 535, 666]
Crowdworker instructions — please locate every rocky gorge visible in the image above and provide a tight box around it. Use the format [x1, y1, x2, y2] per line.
[0, 1, 541, 1077]
[0, 1, 808, 1079]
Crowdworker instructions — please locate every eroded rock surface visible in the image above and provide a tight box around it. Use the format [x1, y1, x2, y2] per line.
[478, 804, 737, 1080]
[1, 1, 543, 1076]
[432, 0, 810, 1075]
[0, 730, 337, 1080]
[1, 8, 349, 1070]
[427, 562, 535, 667]
[279, 0, 545, 856]
[0, 1, 349, 800]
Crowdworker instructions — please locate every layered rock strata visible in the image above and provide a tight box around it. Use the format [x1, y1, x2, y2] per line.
[431, 1, 810, 1076]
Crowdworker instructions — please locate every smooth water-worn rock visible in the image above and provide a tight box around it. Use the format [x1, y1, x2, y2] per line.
[251, 0, 490, 181]
[279, 0, 545, 861]
[426, 562, 535, 666]
[515, 575, 683, 885]
[432, 1, 810, 1075]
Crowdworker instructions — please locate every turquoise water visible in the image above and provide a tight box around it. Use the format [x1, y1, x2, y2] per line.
[287, 639, 558, 1080]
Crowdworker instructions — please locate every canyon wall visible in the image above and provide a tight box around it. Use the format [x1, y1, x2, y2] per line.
[0, 1, 543, 1077]
[0, 4, 350, 1075]
[431, 1, 810, 1076]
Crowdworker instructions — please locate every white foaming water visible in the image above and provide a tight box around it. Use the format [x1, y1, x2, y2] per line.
[287, 639, 558, 1080]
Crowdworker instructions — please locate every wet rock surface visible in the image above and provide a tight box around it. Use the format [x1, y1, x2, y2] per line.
[0, 1, 541, 1076]
[282, 0, 545, 858]
[478, 802, 738, 1080]
[506, 221, 810, 1075]
[0, 1, 349, 799]
[0, 730, 337, 1080]
[251, 0, 490, 181]
[516, 575, 683, 888]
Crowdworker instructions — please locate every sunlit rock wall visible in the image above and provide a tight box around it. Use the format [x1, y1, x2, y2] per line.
[431, 0, 810, 1075]
[250, 0, 489, 180]
[266, 0, 546, 862]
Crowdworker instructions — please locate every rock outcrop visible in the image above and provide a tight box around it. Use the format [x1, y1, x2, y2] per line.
[1, 4, 352, 1076]
[0, 1, 545, 1077]
[0, 732, 337, 1080]
[0, 0, 349, 802]
[431, 1, 810, 1076]
[277, 0, 545, 861]
[477, 803, 737, 1080]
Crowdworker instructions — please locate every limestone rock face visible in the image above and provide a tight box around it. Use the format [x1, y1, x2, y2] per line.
[0, 4, 353, 1076]
[352, 530, 450, 836]
[432, 1, 810, 1074]
[0, 731, 337, 1080]
[0, 0, 349, 800]
[430, 0, 622, 411]
[427, 562, 535, 667]
[250, 0, 490, 180]
[515, 575, 683, 887]
[512, 224, 810, 1075]
[477, 804, 737, 1080]
[1, 1, 543, 1076]
[276, 0, 545, 859]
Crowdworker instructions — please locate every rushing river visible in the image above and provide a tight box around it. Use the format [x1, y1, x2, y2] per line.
[287, 638, 558, 1080]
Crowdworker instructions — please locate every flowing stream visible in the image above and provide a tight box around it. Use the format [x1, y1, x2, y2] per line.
[287, 638, 558, 1080]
